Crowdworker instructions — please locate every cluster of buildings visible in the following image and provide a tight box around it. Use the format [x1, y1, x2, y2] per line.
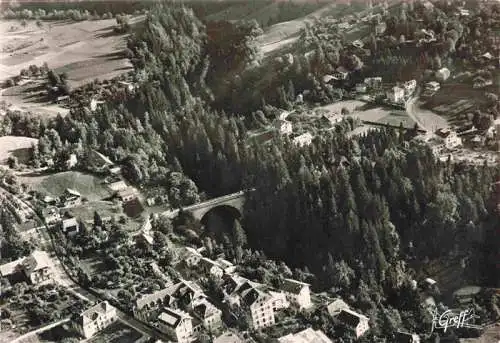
[386, 79, 417, 104]
[0, 250, 54, 289]
[133, 279, 223, 342]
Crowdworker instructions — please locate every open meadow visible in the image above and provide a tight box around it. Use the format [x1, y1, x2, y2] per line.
[0, 135, 38, 165]
[18, 170, 111, 201]
[0, 17, 138, 116]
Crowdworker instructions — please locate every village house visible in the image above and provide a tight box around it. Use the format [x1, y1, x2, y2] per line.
[117, 187, 139, 203]
[355, 83, 367, 93]
[386, 86, 405, 103]
[320, 113, 343, 127]
[118, 81, 135, 92]
[292, 133, 314, 147]
[134, 285, 179, 322]
[323, 74, 336, 84]
[61, 217, 80, 236]
[43, 207, 61, 225]
[436, 67, 450, 82]
[453, 286, 482, 307]
[107, 180, 129, 193]
[191, 297, 223, 332]
[178, 247, 203, 267]
[403, 80, 417, 96]
[352, 40, 364, 49]
[0, 250, 53, 287]
[327, 298, 350, 317]
[395, 331, 420, 343]
[333, 309, 370, 338]
[473, 76, 493, 89]
[215, 258, 236, 275]
[72, 301, 117, 339]
[157, 308, 194, 343]
[269, 291, 290, 311]
[375, 22, 387, 35]
[435, 128, 462, 149]
[278, 328, 333, 343]
[274, 120, 293, 135]
[280, 278, 312, 310]
[333, 66, 349, 80]
[425, 81, 440, 92]
[61, 188, 82, 207]
[221, 275, 276, 330]
[66, 153, 78, 169]
[200, 257, 224, 279]
[364, 77, 382, 89]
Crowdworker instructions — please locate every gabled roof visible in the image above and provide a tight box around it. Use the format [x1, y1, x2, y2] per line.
[77, 301, 113, 326]
[62, 217, 78, 229]
[0, 250, 52, 277]
[158, 308, 191, 328]
[281, 278, 309, 295]
[336, 308, 369, 327]
[192, 298, 221, 319]
[135, 284, 179, 310]
[64, 188, 81, 198]
[327, 298, 349, 316]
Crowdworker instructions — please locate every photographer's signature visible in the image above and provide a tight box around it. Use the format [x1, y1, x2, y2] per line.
[431, 308, 483, 333]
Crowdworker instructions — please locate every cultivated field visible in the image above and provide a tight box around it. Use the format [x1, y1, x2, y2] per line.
[18, 171, 111, 201]
[0, 135, 38, 165]
[0, 17, 138, 116]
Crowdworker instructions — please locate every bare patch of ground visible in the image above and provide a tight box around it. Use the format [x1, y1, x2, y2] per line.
[0, 136, 38, 165]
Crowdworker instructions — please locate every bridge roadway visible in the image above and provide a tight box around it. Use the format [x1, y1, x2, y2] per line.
[162, 189, 251, 219]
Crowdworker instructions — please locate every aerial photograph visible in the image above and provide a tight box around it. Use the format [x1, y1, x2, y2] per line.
[0, 0, 498, 342]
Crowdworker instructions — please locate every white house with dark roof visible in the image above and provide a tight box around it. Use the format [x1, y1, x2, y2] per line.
[327, 298, 350, 317]
[221, 275, 276, 330]
[61, 217, 80, 236]
[215, 258, 236, 275]
[280, 278, 312, 310]
[62, 188, 82, 207]
[333, 308, 370, 338]
[191, 298, 223, 331]
[72, 301, 117, 339]
[278, 328, 333, 343]
[0, 250, 53, 286]
[157, 308, 194, 343]
[200, 257, 224, 279]
[178, 247, 203, 267]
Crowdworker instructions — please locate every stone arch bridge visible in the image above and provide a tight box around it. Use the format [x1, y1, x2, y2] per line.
[162, 189, 251, 222]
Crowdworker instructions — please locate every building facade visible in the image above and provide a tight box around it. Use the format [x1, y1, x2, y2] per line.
[73, 301, 117, 339]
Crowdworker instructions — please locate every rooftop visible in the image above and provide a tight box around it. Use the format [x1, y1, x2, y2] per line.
[158, 308, 191, 328]
[336, 308, 369, 327]
[281, 278, 309, 295]
[0, 250, 52, 277]
[77, 301, 113, 326]
[278, 328, 333, 343]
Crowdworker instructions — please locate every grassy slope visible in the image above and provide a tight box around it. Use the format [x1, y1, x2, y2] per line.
[20, 171, 111, 201]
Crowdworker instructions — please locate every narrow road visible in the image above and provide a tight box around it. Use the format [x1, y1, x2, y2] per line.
[406, 90, 449, 133]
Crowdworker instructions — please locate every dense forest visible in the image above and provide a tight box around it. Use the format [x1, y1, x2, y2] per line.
[2, 3, 499, 341]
